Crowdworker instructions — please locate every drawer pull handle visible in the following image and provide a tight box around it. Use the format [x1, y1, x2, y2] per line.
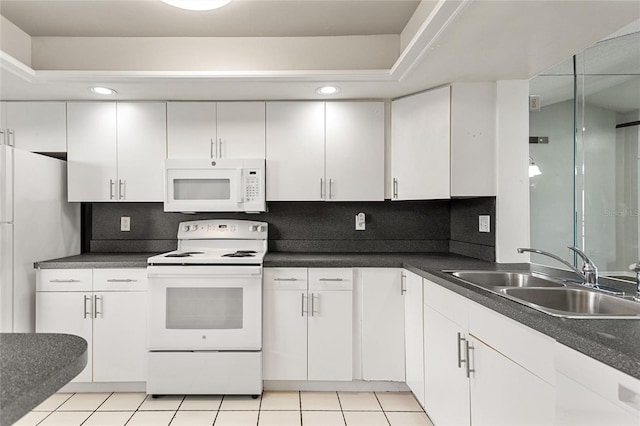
[457, 333, 466, 369]
[301, 293, 307, 317]
[274, 278, 298, 282]
[319, 278, 343, 282]
[83, 295, 91, 319]
[401, 273, 407, 295]
[465, 340, 475, 378]
[106, 279, 137, 282]
[94, 295, 102, 318]
[50, 279, 80, 283]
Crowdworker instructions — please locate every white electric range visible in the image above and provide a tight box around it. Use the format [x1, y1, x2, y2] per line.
[146, 219, 267, 396]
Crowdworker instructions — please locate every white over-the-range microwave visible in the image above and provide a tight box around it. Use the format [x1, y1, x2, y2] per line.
[164, 158, 266, 213]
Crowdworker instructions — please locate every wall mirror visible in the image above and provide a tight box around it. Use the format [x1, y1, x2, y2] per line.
[529, 20, 640, 278]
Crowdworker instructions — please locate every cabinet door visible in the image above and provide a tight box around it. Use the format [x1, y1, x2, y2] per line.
[391, 86, 451, 200]
[325, 102, 384, 201]
[67, 102, 117, 201]
[217, 102, 266, 159]
[262, 288, 308, 380]
[469, 335, 554, 426]
[167, 102, 216, 158]
[35, 292, 93, 382]
[307, 289, 353, 381]
[403, 270, 425, 407]
[116, 102, 166, 201]
[360, 269, 405, 381]
[93, 291, 147, 382]
[266, 102, 325, 201]
[423, 305, 470, 426]
[5, 102, 67, 152]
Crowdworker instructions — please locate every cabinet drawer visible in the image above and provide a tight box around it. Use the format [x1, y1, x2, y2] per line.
[309, 268, 353, 291]
[423, 278, 469, 329]
[264, 268, 307, 290]
[37, 269, 92, 292]
[93, 268, 148, 291]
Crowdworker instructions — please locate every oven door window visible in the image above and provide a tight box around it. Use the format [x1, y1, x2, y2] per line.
[166, 287, 243, 329]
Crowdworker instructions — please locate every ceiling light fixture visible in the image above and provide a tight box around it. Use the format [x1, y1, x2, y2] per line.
[161, 0, 232, 11]
[316, 86, 340, 95]
[529, 157, 542, 178]
[90, 86, 117, 95]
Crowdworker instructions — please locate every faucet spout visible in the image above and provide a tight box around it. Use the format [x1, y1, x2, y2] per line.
[516, 247, 589, 283]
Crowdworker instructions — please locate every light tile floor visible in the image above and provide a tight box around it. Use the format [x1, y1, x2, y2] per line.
[15, 391, 434, 426]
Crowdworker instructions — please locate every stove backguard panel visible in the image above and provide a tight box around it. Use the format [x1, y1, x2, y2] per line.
[85, 198, 495, 261]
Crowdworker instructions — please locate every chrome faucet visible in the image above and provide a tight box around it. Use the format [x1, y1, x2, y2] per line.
[517, 246, 598, 286]
[629, 262, 640, 301]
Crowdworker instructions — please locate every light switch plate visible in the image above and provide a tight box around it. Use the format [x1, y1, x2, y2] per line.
[121, 216, 131, 232]
[479, 215, 490, 233]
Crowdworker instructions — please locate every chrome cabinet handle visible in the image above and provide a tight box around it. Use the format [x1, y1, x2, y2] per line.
[457, 333, 466, 369]
[319, 278, 343, 282]
[219, 138, 223, 158]
[210, 139, 215, 158]
[50, 279, 80, 283]
[106, 278, 136, 282]
[393, 178, 398, 199]
[320, 178, 325, 199]
[83, 295, 91, 319]
[273, 277, 298, 282]
[310, 293, 317, 316]
[7, 129, 14, 147]
[118, 180, 125, 200]
[0, 130, 5, 146]
[465, 340, 474, 378]
[109, 179, 116, 200]
[329, 179, 333, 199]
[94, 295, 101, 319]
[400, 273, 407, 295]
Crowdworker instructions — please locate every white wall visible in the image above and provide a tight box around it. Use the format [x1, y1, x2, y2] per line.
[496, 80, 530, 263]
[0, 16, 31, 67]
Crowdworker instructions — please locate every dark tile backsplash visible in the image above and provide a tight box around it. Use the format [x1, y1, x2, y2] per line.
[86, 198, 495, 259]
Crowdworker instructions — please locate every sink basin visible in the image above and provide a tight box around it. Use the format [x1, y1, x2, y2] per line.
[449, 271, 564, 290]
[500, 288, 640, 318]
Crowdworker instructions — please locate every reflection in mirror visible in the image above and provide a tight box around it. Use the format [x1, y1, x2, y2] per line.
[529, 20, 640, 279]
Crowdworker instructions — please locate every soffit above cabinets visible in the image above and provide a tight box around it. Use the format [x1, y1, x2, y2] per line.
[0, 0, 639, 101]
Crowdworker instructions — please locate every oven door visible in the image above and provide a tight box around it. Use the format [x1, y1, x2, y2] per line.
[165, 167, 242, 212]
[147, 265, 262, 351]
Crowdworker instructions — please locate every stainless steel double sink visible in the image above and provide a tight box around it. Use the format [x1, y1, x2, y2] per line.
[446, 271, 640, 319]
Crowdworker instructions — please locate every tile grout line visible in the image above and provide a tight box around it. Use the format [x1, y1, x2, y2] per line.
[335, 391, 347, 426]
[374, 392, 392, 426]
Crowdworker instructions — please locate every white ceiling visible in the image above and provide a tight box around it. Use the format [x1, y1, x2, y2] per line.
[1, 0, 640, 101]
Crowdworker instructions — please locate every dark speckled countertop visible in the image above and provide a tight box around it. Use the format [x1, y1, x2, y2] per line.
[0, 333, 87, 426]
[34, 252, 640, 381]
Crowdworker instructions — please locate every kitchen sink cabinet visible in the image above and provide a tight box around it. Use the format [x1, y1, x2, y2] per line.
[403, 270, 425, 407]
[167, 101, 266, 159]
[391, 83, 496, 200]
[67, 102, 166, 202]
[358, 268, 405, 382]
[422, 278, 554, 426]
[266, 101, 384, 201]
[35, 268, 148, 384]
[263, 267, 353, 382]
[1, 101, 67, 152]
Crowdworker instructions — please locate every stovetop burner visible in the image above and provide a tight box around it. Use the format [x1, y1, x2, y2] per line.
[165, 251, 205, 258]
[222, 250, 257, 258]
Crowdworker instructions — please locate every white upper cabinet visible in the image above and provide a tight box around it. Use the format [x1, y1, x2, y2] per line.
[325, 102, 384, 201]
[67, 102, 118, 202]
[167, 102, 217, 158]
[266, 102, 326, 201]
[67, 102, 166, 202]
[391, 83, 496, 200]
[116, 102, 166, 201]
[217, 102, 266, 158]
[266, 101, 385, 201]
[450, 83, 496, 197]
[392, 86, 451, 200]
[3, 102, 67, 152]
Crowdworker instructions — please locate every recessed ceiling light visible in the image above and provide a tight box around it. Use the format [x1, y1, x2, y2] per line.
[317, 86, 340, 95]
[90, 86, 117, 95]
[161, 0, 232, 11]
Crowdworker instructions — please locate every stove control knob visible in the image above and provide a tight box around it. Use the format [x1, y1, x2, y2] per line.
[258, 225, 266, 232]
[183, 225, 191, 232]
[249, 225, 258, 232]
[191, 225, 198, 231]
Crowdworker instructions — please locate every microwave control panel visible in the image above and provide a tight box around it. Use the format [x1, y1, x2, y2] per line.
[245, 170, 261, 202]
[242, 167, 265, 212]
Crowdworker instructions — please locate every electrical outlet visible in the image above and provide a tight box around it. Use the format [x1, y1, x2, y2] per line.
[479, 215, 490, 233]
[355, 213, 366, 231]
[121, 216, 131, 232]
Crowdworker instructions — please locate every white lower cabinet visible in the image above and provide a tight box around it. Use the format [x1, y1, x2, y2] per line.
[35, 268, 147, 383]
[403, 270, 425, 407]
[358, 268, 405, 382]
[263, 268, 353, 381]
[422, 277, 554, 426]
